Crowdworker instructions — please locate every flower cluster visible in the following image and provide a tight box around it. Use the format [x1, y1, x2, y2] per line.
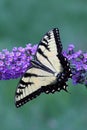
[0, 43, 87, 87]
[63, 44, 87, 87]
[0, 44, 37, 80]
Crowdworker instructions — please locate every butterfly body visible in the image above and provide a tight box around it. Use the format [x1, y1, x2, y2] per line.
[15, 28, 71, 108]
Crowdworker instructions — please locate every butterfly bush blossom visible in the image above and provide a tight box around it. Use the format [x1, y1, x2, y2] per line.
[0, 43, 87, 87]
[0, 44, 37, 80]
[63, 44, 87, 87]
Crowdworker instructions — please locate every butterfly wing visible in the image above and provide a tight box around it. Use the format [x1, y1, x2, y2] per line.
[15, 28, 71, 108]
[35, 28, 63, 73]
[35, 28, 71, 90]
[15, 66, 56, 108]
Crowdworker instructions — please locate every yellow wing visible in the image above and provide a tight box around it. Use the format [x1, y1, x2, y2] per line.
[35, 28, 63, 73]
[15, 28, 72, 108]
[15, 67, 57, 108]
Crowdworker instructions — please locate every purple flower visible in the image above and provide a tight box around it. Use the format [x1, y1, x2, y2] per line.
[63, 44, 87, 87]
[0, 43, 37, 80]
[0, 43, 87, 88]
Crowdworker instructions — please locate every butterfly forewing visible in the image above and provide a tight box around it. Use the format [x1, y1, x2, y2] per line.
[15, 67, 56, 107]
[35, 28, 63, 73]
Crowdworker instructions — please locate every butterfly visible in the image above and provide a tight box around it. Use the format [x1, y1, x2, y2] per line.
[15, 28, 72, 108]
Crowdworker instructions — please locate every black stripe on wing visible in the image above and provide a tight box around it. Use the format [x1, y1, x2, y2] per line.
[36, 28, 62, 54]
[24, 73, 38, 77]
[31, 60, 55, 74]
[37, 47, 57, 72]
[38, 42, 50, 51]
[53, 28, 63, 53]
[19, 80, 34, 86]
[15, 88, 42, 108]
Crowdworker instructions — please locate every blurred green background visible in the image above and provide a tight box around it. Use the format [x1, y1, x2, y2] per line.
[0, 0, 87, 130]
